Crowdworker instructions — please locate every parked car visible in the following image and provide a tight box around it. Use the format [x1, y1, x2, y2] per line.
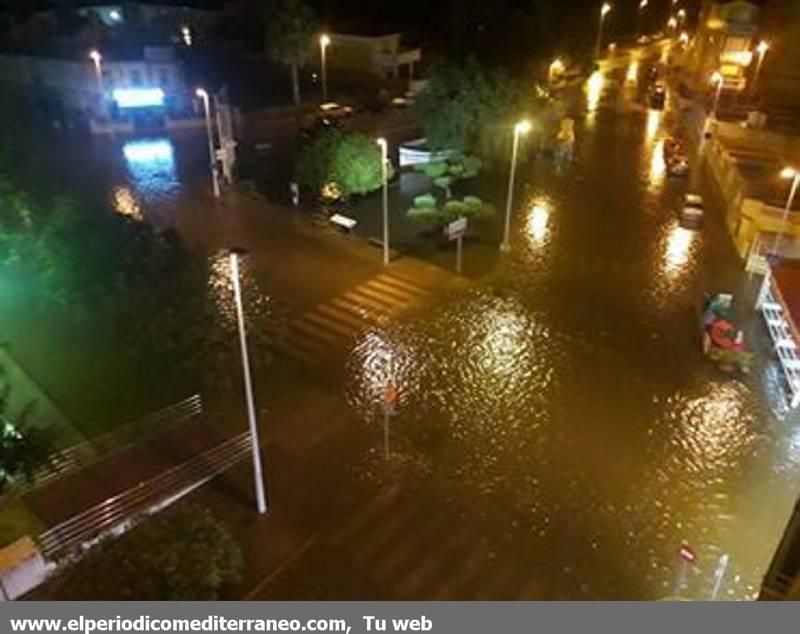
[649, 83, 666, 110]
[317, 102, 354, 119]
[681, 193, 704, 224]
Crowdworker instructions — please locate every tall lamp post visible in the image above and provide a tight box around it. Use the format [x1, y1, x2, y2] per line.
[196, 88, 221, 197]
[752, 40, 770, 97]
[377, 138, 390, 266]
[229, 249, 268, 515]
[501, 120, 531, 253]
[595, 3, 613, 60]
[637, 0, 649, 39]
[773, 167, 800, 256]
[319, 34, 331, 103]
[710, 71, 724, 120]
[88, 50, 106, 120]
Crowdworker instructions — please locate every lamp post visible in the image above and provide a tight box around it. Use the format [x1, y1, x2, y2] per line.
[196, 88, 220, 197]
[88, 50, 106, 120]
[677, 8, 686, 30]
[549, 58, 565, 84]
[229, 249, 268, 515]
[595, 3, 613, 60]
[710, 71, 724, 120]
[637, 0, 648, 39]
[501, 120, 531, 253]
[319, 34, 331, 102]
[773, 168, 800, 256]
[752, 40, 770, 96]
[377, 138, 390, 266]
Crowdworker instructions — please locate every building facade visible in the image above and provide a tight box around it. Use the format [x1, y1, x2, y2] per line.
[686, 0, 761, 90]
[324, 33, 421, 82]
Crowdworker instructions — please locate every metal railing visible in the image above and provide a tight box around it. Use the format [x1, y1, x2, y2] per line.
[37, 431, 250, 562]
[31, 394, 204, 488]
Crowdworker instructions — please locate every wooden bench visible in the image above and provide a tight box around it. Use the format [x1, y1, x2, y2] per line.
[330, 214, 357, 232]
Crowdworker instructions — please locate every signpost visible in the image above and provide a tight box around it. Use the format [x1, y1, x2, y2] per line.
[445, 217, 468, 275]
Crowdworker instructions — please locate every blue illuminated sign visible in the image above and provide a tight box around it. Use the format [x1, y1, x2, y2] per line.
[112, 87, 165, 108]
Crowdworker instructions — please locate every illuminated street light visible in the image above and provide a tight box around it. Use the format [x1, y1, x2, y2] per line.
[677, 8, 687, 29]
[752, 40, 770, 96]
[377, 138, 390, 266]
[319, 34, 331, 102]
[637, 0, 648, 38]
[710, 71, 724, 120]
[501, 120, 532, 252]
[549, 58, 565, 83]
[196, 88, 220, 197]
[772, 168, 800, 255]
[667, 16, 677, 32]
[228, 248, 268, 515]
[88, 50, 108, 121]
[595, 3, 613, 60]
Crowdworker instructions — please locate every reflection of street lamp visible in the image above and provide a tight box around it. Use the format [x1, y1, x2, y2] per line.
[196, 88, 220, 197]
[89, 50, 106, 119]
[679, 31, 689, 46]
[710, 71, 724, 120]
[228, 248, 268, 516]
[667, 16, 677, 33]
[501, 120, 531, 252]
[319, 34, 331, 102]
[752, 40, 770, 96]
[773, 167, 800, 255]
[377, 138, 390, 266]
[595, 3, 612, 60]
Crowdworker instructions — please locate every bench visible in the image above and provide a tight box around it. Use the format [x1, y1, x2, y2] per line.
[330, 214, 357, 232]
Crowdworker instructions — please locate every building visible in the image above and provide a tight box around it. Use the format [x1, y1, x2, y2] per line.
[760, 496, 800, 599]
[323, 32, 421, 83]
[686, 0, 761, 90]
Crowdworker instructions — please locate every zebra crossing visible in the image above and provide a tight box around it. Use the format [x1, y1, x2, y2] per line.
[277, 271, 433, 365]
[322, 488, 544, 600]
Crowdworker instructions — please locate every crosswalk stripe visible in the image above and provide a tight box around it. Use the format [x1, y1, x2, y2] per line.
[392, 522, 477, 598]
[353, 285, 410, 310]
[302, 311, 357, 339]
[342, 290, 395, 315]
[370, 515, 452, 586]
[364, 279, 423, 304]
[375, 274, 429, 295]
[329, 298, 380, 322]
[316, 304, 372, 330]
[352, 503, 423, 565]
[331, 486, 400, 544]
[290, 319, 345, 346]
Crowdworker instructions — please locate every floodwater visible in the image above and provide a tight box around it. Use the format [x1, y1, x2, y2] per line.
[344, 64, 800, 599]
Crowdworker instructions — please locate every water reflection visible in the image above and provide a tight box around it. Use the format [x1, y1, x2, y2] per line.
[649, 139, 667, 187]
[663, 222, 695, 278]
[626, 60, 639, 84]
[526, 202, 550, 246]
[646, 109, 662, 141]
[117, 138, 180, 220]
[586, 71, 604, 113]
[112, 186, 142, 220]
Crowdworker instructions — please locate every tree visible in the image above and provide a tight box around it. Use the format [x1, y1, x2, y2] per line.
[0, 367, 56, 492]
[265, 0, 318, 106]
[295, 130, 391, 198]
[54, 507, 242, 600]
[415, 60, 545, 163]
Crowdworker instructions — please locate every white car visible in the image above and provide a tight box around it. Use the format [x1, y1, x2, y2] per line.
[318, 102, 354, 119]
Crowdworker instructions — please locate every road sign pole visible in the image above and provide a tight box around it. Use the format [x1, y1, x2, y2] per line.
[456, 234, 463, 275]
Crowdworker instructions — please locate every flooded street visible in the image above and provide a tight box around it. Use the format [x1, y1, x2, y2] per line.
[22, 62, 800, 599]
[344, 68, 800, 598]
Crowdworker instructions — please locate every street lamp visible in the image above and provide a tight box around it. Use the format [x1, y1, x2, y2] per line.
[196, 88, 220, 197]
[637, 0, 648, 38]
[677, 8, 687, 29]
[549, 58, 565, 83]
[667, 16, 677, 33]
[773, 168, 800, 256]
[501, 120, 531, 252]
[228, 248, 268, 515]
[710, 71, 724, 120]
[752, 40, 770, 96]
[377, 138, 390, 266]
[88, 50, 106, 119]
[595, 3, 613, 60]
[319, 34, 331, 102]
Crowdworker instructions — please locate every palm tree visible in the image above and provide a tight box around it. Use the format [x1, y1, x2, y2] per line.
[265, 0, 318, 106]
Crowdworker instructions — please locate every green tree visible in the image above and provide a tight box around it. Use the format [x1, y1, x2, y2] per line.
[295, 130, 391, 198]
[416, 60, 543, 162]
[265, 0, 318, 106]
[55, 507, 242, 600]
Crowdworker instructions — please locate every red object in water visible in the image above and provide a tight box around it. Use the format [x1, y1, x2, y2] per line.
[679, 544, 697, 564]
[710, 319, 739, 350]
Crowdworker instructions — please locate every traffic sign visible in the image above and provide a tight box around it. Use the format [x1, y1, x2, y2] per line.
[679, 544, 697, 564]
[446, 217, 468, 241]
